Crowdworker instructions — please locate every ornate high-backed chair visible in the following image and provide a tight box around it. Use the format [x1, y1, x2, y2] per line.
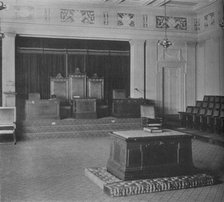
[69, 68, 87, 99]
[50, 73, 69, 101]
[87, 73, 104, 99]
[179, 106, 194, 127]
[50, 73, 71, 119]
[0, 107, 16, 144]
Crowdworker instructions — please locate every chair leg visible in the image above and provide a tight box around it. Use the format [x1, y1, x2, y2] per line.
[13, 132, 16, 145]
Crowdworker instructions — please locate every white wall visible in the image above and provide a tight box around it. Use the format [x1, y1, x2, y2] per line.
[1, 0, 223, 111]
[196, 0, 224, 100]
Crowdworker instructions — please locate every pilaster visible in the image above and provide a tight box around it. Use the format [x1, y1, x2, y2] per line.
[145, 39, 158, 100]
[129, 39, 145, 98]
[2, 32, 16, 107]
[186, 41, 196, 107]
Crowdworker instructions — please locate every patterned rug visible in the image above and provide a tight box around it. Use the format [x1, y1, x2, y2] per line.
[85, 167, 216, 197]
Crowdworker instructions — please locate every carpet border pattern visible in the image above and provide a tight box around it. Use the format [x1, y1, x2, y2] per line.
[85, 167, 216, 197]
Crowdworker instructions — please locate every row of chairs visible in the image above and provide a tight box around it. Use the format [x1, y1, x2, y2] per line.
[203, 95, 224, 103]
[179, 95, 224, 134]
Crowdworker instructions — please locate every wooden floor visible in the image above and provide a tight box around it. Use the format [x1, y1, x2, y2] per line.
[1, 135, 224, 202]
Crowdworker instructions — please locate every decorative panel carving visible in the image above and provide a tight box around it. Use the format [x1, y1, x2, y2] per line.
[194, 18, 200, 31]
[204, 12, 215, 29]
[14, 6, 34, 19]
[117, 13, 135, 27]
[156, 16, 187, 30]
[60, 9, 95, 24]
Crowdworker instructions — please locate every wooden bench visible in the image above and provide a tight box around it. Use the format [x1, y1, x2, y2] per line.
[0, 107, 16, 144]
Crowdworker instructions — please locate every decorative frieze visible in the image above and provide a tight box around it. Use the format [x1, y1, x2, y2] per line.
[204, 12, 215, 29]
[156, 16, 187, 30]
[14, 6, 34, 19]
[103, 12, 109, 25]
[117, 13, 135, 27]
[194, 18, 200, 31]
[143, 14, 148, 28]
[60, 9, 95, 24]
[44, 8, 51, 22]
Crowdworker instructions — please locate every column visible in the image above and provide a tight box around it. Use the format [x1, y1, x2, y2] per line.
[2, 32, 16, 107]
[129, 39, 145, 98]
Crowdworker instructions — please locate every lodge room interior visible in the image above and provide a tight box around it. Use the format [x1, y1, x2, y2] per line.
[0, 0, 224, 201]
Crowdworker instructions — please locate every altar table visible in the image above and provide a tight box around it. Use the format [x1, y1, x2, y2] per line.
[107, 129, 196, 180]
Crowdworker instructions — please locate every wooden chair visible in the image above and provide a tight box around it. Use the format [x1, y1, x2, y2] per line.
[179, 106, 194, 127]
[203, 96, 209, 102]
[209, 96, 215, 103]
[208, 102, 215, 109]
[206, 108, 220, 132]
[193, 108, 206, 130]
[200, 108, 213, 131]
[195, 101, 203, 108]
[140, 105, 162, 127]
[221, 96, 224, 103]
[202, 101, 209, 108]
[214, 103, 221, 109]
[215, 96, 221, 103]
[214, 110, 224, 134]
[0, 107, 16, 144]
[185, 106, 200, 128]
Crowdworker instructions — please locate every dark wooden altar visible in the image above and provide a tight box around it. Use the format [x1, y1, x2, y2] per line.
[107, 129, 195, 180]
[72, 98, 97, 119]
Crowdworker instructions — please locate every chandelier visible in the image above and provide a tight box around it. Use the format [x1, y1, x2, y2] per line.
[158, 0, 172, 49]
[0, 1, 6, 10]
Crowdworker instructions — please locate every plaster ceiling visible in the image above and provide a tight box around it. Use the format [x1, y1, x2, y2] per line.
[13, 0, 217, 10]
[30, 0, 217, 9]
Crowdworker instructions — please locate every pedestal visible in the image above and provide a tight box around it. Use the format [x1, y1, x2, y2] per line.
[72, 98, 97, 119]
[25, 99, 60, 119]
[107, 129, 195, 180]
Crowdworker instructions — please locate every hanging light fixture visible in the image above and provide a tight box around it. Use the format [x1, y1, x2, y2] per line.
[0, 1, 6, 10]
[219, 0, 224, 29]
[158, 0, 172, 49]
[0, 1, 6, 38]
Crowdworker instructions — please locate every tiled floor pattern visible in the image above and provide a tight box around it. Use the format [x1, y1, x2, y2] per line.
[0, 137, 224, 202]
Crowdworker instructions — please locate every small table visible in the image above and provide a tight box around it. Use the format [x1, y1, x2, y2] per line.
[107, 129, 195, 180]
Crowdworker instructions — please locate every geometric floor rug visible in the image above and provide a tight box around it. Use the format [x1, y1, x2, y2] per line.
[85, 167, 216, 197]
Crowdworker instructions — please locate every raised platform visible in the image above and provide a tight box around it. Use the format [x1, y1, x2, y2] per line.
[16, 117, 142, 140]
[85, 167, 216, 197]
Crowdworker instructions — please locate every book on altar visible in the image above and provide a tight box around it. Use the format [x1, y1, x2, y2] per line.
[147, 123, 162, 127]
[143, 127, 163, 133]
